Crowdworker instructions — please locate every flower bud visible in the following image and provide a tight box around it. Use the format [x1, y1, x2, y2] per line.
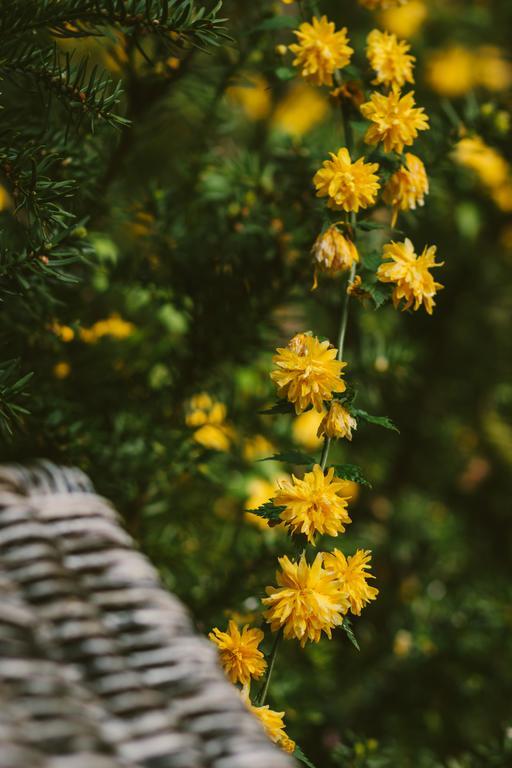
[317, 401, 357, 440]
[312, 226, 359, 276]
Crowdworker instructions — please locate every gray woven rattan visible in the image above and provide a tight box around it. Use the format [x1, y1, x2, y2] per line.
[0, 462, 294, 768]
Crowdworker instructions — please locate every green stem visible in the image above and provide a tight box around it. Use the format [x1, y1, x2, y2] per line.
[257, 629, 282, 706]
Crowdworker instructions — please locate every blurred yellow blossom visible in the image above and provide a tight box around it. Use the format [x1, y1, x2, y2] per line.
[243, 434, 275, 462]
[292, 408, 325, 451]
[245, 476, 287, 530]
[0, 184, 13, 211]
[379, 0, 427, 38]
[366, 29, 415, 89]
[477, 46, 512, 91]
[361, 89, 429, 154]
[289, 16, 353, 87]
[227, 73, 271, 121]
[274, 464, 352, 544]
[53, 362, 71, 380]
[263, 553, 349, 645]
[272, 82, 328, 137]
[271, 333, 346, 414]
[360, 0, 408, 8]
[426, 46, 475, 97]
[394, 628, 413, 656]
[314, 148, 380, 212]
[453, 136, 509, 189]
[80, 314, 134, 343]
[186, 393, 234, 451]
[50, 322, 75, 342]
[209, 621, 266, 685]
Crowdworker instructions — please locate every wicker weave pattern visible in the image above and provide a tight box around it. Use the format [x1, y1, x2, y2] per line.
[0, 462, 294, 768]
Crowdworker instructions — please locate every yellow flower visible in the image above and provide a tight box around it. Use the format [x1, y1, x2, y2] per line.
[359, 0, 407, 8]
[186, 393, 234, 451]
[453, 136, 509, 189]
[292, 409, 325, 451]
[289, 16, 353, 87]
[263, 553, 349, 645]
[366, 29, 415, 89]
[377, 238, 443, 314]
[79, 314, 135, 343]
[312, 226, 359, 277]
[313, 148, 380, 213]
[426, 46, 475, 97]
[379, 0, 427, 38]
[209, 621, 267, 685]
[274, 464, 352, 544]
[245, 476, 287, 530]
[361, 89, 429, 154]
[317, 401, 357, 441]
[476, 46, 512, 92]
[383, 152, 429, 226]
[271, 333, 346, 414]
[323, 549, 378, 615]
[53, 361, 71, 380]
[272, 82, 329, 137]
[243, 434, 275, 462]
[50, 322, 75, 342]
[227, 72, 272, 121]
[244, 696, 295, 753]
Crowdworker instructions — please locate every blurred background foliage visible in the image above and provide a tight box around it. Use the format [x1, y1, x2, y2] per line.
[1, 0, 511, 765]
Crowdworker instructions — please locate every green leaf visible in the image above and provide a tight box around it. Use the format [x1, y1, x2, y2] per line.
[357, 220, 387, 232]
[254, 15, 299, 31]
[342, 618, 360, 651]
[334, 382, 357, 407]
[331, 463, 372, 488]
[275, 66, 295, 81]
[258, 450, 316, 465]
[259, 399, 296, 415]
[294, 745, 318, 768]
[361, 250, 382, 271]
[246, 500, 285, 523]
[352, 408, 399, 433]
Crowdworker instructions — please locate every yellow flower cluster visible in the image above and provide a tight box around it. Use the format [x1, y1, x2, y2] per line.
[271, 333, 346, 414]
[454, 136, 512, 213]
[377, 238, 443, 314]
[426, 45, 511, 98]
[289, 16, 353, 87]
[185, 392, 234, 451]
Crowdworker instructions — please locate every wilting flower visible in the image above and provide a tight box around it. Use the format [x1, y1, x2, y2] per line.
[274, 464, 352, 544]
[313, 148, 380, 212]
[209, 620, 267, 685]
[377, 238, 443, 314]
[312, 226, 359, 281]
[243, 695, 295, 753]
[366, 29, 415, 89]
[359, 0, 407, 8]
[317, 401, 357, 441]
[289, 16, 353, 87]
[263, 553, 349, 645]
[361, 89, 429, 154]
[271, 333, 346, 414]
[323, 549, 379, 615]
[383, 152, 429, 226]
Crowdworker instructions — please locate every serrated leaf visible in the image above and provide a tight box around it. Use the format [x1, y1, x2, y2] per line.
[259, 399, 296, 415]
[246, 500, 285, 523]
[342, 618, 360, 651]
[294, 745, 318, 768]
[334, 382, 357, 407]
[331, 463, 372, 488]
[352, 408, 399, 433]
[361, 250, 382, 271]
[258, 450, 316, 465]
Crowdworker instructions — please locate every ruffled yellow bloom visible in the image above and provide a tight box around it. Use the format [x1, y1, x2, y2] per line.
[263, 553, 349, 645]
[383, 152, 429, 226]
[313, 148, 380, 213]
[271, 333, 346, 414]
[361, 89, 429, 154]
[312, 226, 359, 278]
[209, 621, 267, 685]
[360, 0, 407, 8]
[186, 393, 234, 451]
[317, 401, 357, 441]
[323, 549, 379, 615]
[244, 697, 295, 753]
[289, 16, 353, 87]
[426, 46, 474, 97]
[274, 464, 352, 544]
[377, 238, 443, 314]
[366, 29, 415, 89]
[379, 0, 427, 38]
